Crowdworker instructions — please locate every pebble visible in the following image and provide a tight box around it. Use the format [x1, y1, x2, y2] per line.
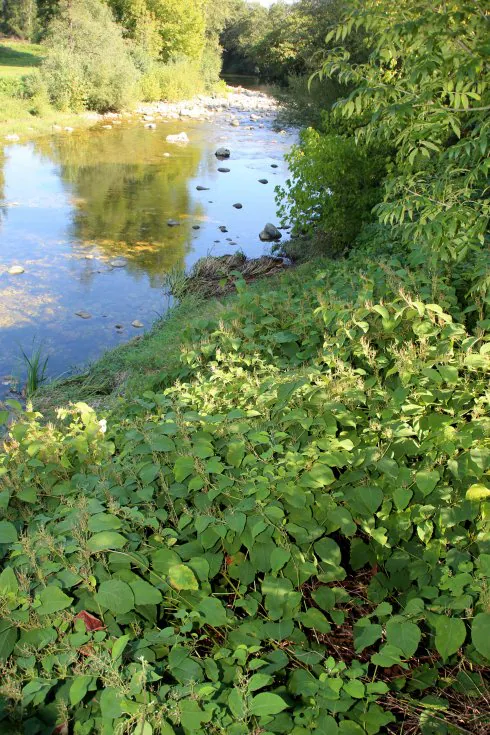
[75, 311, 91, 319]
[271, 164, 279, 168]
[115, 324, 124, 330]
[215, 147, 231, 159]
[192, 225, 201, 230]
[259, 179, 269, 184]
[110, 258, 127, 267]
[131, 320, 144, 328]
[219, 226, 228, 233]
[218, 168, 230, 173]
[167, 220, 181, 227]
[196, 185, 210, 191]
[233, 203, 243, 209]
[8, 265, 24, 275]
[145, 123, 157, 130]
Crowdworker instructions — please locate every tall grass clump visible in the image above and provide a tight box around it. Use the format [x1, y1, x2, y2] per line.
[19, 341, 49, 396]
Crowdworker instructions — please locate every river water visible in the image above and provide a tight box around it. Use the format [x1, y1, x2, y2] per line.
[0, 94, 294, 398]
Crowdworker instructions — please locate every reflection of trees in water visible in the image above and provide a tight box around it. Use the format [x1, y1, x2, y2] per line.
[34, 127, 206, 279]
[0, 148, 5, 227]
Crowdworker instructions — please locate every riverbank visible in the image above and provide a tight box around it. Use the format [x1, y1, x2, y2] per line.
[0, 86, 281, 143]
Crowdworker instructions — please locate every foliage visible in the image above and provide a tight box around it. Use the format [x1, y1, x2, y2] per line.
[277, 123, 389, 254]
[40, 0, 140, 113]
[1, 246, 489, 733]
[316, 0, 490, 290]
[139, 56, 205, 102]
[19, 342, 49, 397]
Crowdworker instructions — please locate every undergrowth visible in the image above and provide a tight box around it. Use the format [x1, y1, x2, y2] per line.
[0, 245, 489, 734]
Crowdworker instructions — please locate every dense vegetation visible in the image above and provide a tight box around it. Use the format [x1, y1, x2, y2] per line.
[0, 0, 489, 733]
[0, 0, 235, 115]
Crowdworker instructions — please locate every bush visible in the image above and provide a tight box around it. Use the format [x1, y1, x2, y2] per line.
[40, 0, 140, 113]
[140, 57, 204, 103]
[277, 123, 389, 255]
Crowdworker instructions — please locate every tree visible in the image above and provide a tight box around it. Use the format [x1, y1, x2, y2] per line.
[1, 0, 38, 39]
[317, 0, 489, 289]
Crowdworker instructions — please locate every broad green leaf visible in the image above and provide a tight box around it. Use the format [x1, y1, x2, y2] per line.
[130, 578, 163, 606]
[415, 470, 439, 496]
[434, 616, 466, 660]
[249, 692, 288, 717]
[314, 537, 341, 566]
[197, 597, 228, 626]
[112, 634, 130, 661]
[299, 607, 331, 633]
[301, 463, 335, 488]
[354, 621, 382, 653]
[69, 675, 93, 706]
[0, 521, 17, 544]
[472, 613, 490, 660]
[95, 580, 134, 614]
[37, 586, 73, 616]
[100, 686, 123, 719]
[0, 567, 18, 595]
[0, 619, 17, 661]
[87, 531, 127, 552]
[168, 564, 199, 591]
[385, 620, 421, 658]
[248, 673, 273, 692]
[174, 456, 195, 482]
[87, 514, 122, 532]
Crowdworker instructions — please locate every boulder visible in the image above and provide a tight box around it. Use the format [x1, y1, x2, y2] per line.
[259, 223, 282, 242]
[166, 132, 189, 144]
[215, 147, 230, 159]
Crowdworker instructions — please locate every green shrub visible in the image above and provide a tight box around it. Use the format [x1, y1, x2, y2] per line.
[277, 124, 389, 255]
[40, 0, 140, 113]
[0, 246, 488, 733]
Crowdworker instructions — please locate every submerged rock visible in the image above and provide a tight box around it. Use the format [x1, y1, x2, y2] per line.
[271, 164, 279, 168]
[167, 219, 180, 227]
[8, 265, 24, 275]
[219, 226, 228, 233]
[259, 223, 282, 242]
[215, 147, 230, 159]
[75, 311, 91, 319]
[166, 132, 189, 144]
[233, 203, 243, 209]
[110, 258, 128, 267]
[258, 179, 269, 184]
[131, 320, 144, 328]
[217, 167, 230, 173]
[196, 185, 210, 191]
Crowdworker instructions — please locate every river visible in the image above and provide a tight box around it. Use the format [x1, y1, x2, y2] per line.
[0, 90, 294, 399]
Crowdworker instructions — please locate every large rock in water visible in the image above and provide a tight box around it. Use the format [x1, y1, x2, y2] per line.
[215, 147, 230, 159]
[259, 223, 282, 242]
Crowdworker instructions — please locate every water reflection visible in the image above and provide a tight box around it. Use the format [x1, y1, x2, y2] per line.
[0, 112, 293, 394]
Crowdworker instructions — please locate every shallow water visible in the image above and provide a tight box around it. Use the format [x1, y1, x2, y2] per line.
[0, 102, 294, 397]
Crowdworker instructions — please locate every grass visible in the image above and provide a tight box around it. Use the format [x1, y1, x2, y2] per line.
[19, 341, 49, 397]
[34, 261, 320, 416]
[0, 39, 45, 79]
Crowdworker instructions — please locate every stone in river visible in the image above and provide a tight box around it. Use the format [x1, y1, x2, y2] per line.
[115, 324, 124, 330]
[219, 226, 228, 232]
[233, 203, 243, 209]
[8, 265, 24, 275]
[75, 311, 91, 319]
[132, 320, 144, 328]
[196, 185, 210, 191]
[167, 219, 181, 227]
[192, 225, 201, 230]
[258, 178, 269, 184]
[271, 164, 279, 168]
[230, 119, 240, 127]
[166, 132, 189, 144]
[218, 167, 230, 173]
[215, 147, 230, 159]
[110, 258, 128, 267]
[259, 223, 282, 242]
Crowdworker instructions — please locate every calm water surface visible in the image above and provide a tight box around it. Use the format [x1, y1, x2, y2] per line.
[0, 104, 294, 396]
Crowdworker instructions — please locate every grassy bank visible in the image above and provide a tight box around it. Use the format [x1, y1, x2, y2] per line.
[1, 241, 489, 734]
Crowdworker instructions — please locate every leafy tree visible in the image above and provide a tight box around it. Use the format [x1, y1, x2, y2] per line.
[317, 0, 490, 291]
[1, 0, 38, 39]
[41, 0, 139, 112]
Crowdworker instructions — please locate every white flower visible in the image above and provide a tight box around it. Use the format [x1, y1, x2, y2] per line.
[99, 419, 107, 434]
